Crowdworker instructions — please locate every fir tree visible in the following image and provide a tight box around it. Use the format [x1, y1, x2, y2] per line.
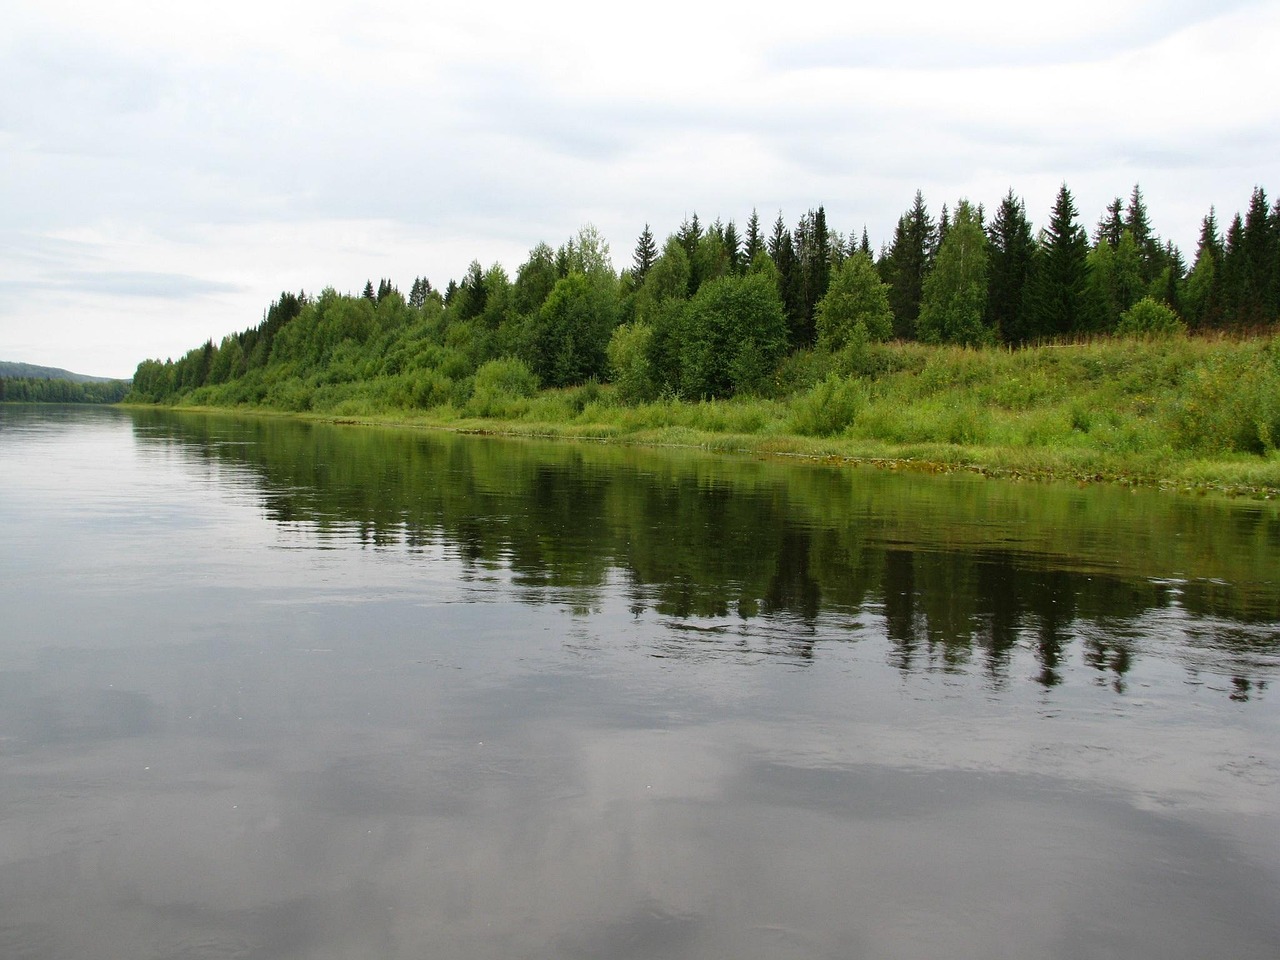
[632, 224, 658, 285]
[743, 209, 764, 263]
[723, 219, 742, 274]
[883, 190, 937, 339]
[987, 190, 1036, 344]
[1094, 197, 1124, 248]
[1027, 184, 1094, 337]
[767, 212, 803, 339]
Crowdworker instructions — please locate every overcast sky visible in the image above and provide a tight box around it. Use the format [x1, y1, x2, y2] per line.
[3, 0, 1278, 378]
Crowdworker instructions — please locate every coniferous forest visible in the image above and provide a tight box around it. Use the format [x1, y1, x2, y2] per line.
[126, 183, 1280, 486]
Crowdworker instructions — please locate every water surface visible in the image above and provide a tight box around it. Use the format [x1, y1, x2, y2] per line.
[1, 406, 1278, 959]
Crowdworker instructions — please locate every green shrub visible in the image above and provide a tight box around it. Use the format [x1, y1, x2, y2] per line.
[265, 377, 312, 412]
[607, 322, 657, 403]
[1116, 297, 1186, 338]
[467, 357, 538, 417]
[1172, 351, 1280, 454]
[789, 375, 868, 437]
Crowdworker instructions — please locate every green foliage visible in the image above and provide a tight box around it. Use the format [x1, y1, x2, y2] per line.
[679, 272, 789, 399]
[917, 201, 992, 346]
[635, 238, 690, 323]
[789, 374, 868, 437]
[525, 272, 618, 388]
[882, 190, 937, 338]
[1170, 344, 1280, 454]
[815, 251, 894, 349]
[606, 321, 657, 404]
[1116, 297, 1186, 338]
[1027, 184, 1095, 337]
[988, 190, 1036, 344]
[1, 377, 129, 403]
[468, 357, 539, 417]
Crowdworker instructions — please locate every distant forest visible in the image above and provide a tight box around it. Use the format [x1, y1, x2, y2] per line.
[130, 183, 1280, 407]
[0, 377, 130, 404]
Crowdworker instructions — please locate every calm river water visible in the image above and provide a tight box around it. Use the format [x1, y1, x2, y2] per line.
[1, 405, 1278, 960]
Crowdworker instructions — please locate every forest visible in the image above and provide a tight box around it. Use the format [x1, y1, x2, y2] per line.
[125, 183, 1280, 483]
[0, 377, 129, 404]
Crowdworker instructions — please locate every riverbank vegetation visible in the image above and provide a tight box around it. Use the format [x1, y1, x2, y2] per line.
[127, 183, 1280, 492]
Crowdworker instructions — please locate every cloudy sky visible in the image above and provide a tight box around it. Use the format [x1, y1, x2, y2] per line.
[2, 0, 1278, 378]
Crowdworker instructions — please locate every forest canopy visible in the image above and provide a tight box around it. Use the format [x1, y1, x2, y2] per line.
[129, 183, 1280, 410]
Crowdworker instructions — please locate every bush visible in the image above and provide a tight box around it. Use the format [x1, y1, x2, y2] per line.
[1172, 349, 1280, 455]
[788, 375, 868, 437]
[1116, 297, 1186, 338]
[607, 322, 657, 403]
[467, 357, 538, 417]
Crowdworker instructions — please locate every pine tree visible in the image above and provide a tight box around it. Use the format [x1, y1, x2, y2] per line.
[1027, 184, 1095, 337]
[987, 190, 1036, 343]
[362, 280, 376, 302]
[632, 224, 658, 285]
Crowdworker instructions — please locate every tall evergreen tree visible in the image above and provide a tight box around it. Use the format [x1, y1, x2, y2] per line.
[362, 280, 376, 302]
[1236, 186, 1277, 325]
[767, 212, 803, 339]
[792, 206, 832, 346]
[723, 219, 742, 275]
[987, 190, 1036, 344]
[743, 209, 764, 263]
[1094, 197, 1124, 248]
[882, 190, 937, 339]
[1027, 184, 1095, 337]
[1123, 184, 1161, 282]
[632, 224, 658, 285]
[1181, 208, 1222, 328]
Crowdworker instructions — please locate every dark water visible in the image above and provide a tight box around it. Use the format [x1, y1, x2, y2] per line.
[1, 405, 1278, 960]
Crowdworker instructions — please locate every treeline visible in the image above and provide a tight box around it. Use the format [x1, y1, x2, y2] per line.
[130, 183, 1280, 408]
[0, 377, 130, 404]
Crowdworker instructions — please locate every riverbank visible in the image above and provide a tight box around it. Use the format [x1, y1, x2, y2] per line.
[143, 334, 1280, 497]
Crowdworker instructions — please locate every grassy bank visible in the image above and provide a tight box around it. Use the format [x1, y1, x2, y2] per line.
[161, 334, 1280, 496]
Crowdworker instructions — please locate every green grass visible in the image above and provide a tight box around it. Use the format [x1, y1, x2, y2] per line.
[157, 333, 1280, 496]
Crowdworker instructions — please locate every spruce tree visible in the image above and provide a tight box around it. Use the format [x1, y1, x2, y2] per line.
[987, 190, 1036, 343]
[743, 209, 764, 263]
[1124, 184, 1161, 282]
[723, 220, 742, 275]
[1094, 198, 1124, 248]
[1238, 186, 1277, 324]
[632, 224, 658, 285]
[767, 212, 803, 339]
[884, 191, 937, 339]
[1027, 184, 1094, 337]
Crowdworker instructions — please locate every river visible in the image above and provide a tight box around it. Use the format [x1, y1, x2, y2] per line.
[1, 405, 1277, 959]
